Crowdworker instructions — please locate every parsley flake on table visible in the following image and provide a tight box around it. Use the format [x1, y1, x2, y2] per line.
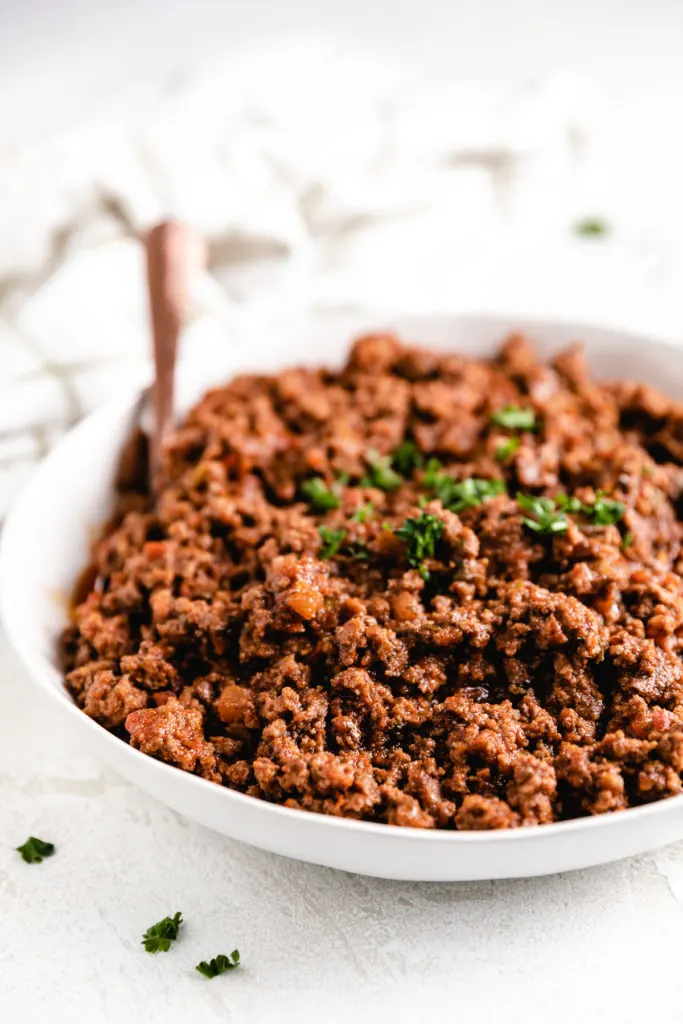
[301, 477, 342, 512]
[495, 436, 521, 461]
[318, 525, 346, 558]
[141, 912, 183, 953]
[360, 449, 402, 491]
[491, 405, 536, 431]
[394, 512, 444, 579]
[574, 217, 610, 238]
[391, 440, 424, 476]
[16, 836, 55, 864]
[423, 460, 505, 513]
[517, 494, 569, 536]
[196, 950, 241, 979]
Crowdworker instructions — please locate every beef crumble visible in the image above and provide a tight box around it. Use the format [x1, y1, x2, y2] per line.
[62, 333, 683, 829]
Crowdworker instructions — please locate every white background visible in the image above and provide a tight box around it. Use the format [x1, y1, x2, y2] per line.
[2, 0, 683, 144]
[3, 2, 683, 1021]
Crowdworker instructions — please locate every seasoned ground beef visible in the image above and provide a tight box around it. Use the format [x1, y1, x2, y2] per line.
[62, 332, 683, 829]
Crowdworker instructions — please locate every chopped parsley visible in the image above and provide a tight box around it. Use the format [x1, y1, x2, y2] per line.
[555, 494, 584, 513]
[360, 450, 402, 491]
[423, 459, 505, 512]
[16, 836, 55, 864]
[392, 440, 424, 476]
[587, 493, 625, 526]
[574, 217, 609, 238]
[349, 541, 370, 561]
[351, 502, 374, 523]
[142, 912, 183, 953]
[301, 477, 341, 512]
[491, 405, 536, 432]
[495, 436, 521, 461]
[621, 531, 634, 550]
[518, 494, 569, 536]
[318, 525, 346, 558]
[519, 491, 625, 535]
[556, 491, 625, 525]
[394, 513, 445, 579]
[196, 950, 241, 979]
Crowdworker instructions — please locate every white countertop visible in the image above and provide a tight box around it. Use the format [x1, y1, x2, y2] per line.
[4, 5, 683, 1020]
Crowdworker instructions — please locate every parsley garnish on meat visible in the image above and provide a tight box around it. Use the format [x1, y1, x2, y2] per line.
[621, 531, 634, 550]
[519, 491, 625, 536]
[491, 405, 536, 431]
[392, 440, 424, 476]
[555, 494, 584, 513]
[495, 436, 521, 460]
[16, 837, 55, 864]
[586, 493, 625, 525]
[142, 912, 183, 953]
[318, 525, 346, 558]
[574, 217, 609, 238]
[196, 951, 241, 979]
[361, 450, 402, 491]
[351, 502, 374, 523]
[423, 459, 505, 512]
[518, 494, 569, 535]
[301, 477, 342, 512]
[556, 491, 625, 525]
[394, 513, 444, 579]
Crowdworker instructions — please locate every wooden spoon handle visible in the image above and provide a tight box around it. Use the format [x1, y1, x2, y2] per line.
[145, 220, 204, 496]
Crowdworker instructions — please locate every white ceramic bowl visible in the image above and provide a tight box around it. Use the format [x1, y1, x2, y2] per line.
[3, 313, 683, 881]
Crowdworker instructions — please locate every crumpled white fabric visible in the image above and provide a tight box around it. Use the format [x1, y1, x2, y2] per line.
[0, 32, 678, 517]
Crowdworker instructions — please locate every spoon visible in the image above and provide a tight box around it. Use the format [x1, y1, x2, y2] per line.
[144, 219, 206, 497]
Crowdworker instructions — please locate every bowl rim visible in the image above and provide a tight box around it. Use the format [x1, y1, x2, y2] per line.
[3, 309, 683, 848]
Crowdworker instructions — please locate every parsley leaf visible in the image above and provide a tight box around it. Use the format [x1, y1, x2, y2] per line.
[495, 436, 521, 460]
[318, 525, 346, 558]
[142, 912, 183, 953]
[556, 491, 625, 525]
[196, 950, 241, 979]
[394, 513, 445, 579]
[574, 217, 609, 238]
[621, 530, 634, 550]
[423, 460, 505, 512]
[520, 491, 625, 535]
[301, 477, 341, 512]
[351, 502, 374, 523]
[360, 450, 402, 491]
[392, 440, 423, 476]
[587, 493, 625, 526]
[491, 405, 536, 431]
[349, 542, 370, 560]
[555, 494, 584, 513]
[517, 494, 569, 536]
[16, 836, 55, 864]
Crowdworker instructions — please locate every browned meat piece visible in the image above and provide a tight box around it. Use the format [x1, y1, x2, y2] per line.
[126, 698, 220, 781]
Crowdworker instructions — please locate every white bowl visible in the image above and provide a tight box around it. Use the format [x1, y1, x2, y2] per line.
[3, 313, 683, 881]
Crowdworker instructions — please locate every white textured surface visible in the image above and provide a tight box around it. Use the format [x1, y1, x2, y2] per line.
[5, 15, 683, 1021]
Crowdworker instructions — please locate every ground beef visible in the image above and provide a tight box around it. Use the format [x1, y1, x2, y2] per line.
[62, 332, 683, 829]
